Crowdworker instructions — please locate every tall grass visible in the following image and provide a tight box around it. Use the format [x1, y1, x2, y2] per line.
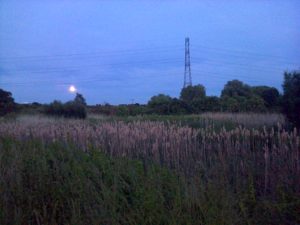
[87, 112, 286, 130]
[1, 139, 193, 225]
[0, 115, 299, 224]
[199, 112, 285, 127]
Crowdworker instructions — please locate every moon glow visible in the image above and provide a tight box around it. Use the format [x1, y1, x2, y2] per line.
[68, 85, 77, 93]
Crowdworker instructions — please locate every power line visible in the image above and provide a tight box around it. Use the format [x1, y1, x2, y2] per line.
[191, 57, 289, 73]
[0, 42, 298, 65]
[0, 46, 183, 62]
[1, 67, 283, 87]
[1, 41, 298, 89]
[192, 44, 299, 63]
[1, 58, 183, 75]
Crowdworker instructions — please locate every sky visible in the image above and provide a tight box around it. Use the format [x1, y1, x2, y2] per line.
[0, 0, 299, 104]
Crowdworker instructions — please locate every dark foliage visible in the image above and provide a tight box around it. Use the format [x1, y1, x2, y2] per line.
[74, 93, 87, 106]
[282, 71, 300, 127]
[221, 80, 252, 98]
[64, 101, 87, 119]
[252, 86, 280, 108]
[180, 84, 206, 103]
[44, 100, 65, 116]
[145, 81, 276, 114]
[44, 93, 87, 119]
[0, 88, 16, 116]
[148, 94, 173, 114]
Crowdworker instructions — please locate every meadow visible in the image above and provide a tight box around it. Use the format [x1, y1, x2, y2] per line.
[0, 113, 299, 225]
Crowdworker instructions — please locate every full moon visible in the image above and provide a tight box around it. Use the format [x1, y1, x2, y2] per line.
[68, 85, 77, 93]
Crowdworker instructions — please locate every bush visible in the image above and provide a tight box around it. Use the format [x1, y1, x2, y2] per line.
[0, 89, 16, 116]
[64, 101, 87, 119]
[180, 84, 206, 103]
[44, 100, 64, 116]
[147, 94, 172, 114]
[45, 100, 86, 119]
[251, 86, 280, 109]
[282, 71, 300, 127]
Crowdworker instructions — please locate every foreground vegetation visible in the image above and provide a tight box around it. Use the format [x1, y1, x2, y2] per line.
[88, 112, 285, 130]
[1, 138, 192, 225]
[0, 115, 299, 224]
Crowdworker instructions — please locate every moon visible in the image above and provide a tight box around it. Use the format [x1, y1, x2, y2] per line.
[68, 85, 77, 93]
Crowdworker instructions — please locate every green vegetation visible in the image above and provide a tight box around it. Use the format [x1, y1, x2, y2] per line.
[4, 72, 299, 127]
[44, 93, 87, 119]
[0, 88, 16, 116]
[87, 71, 299, 127]
[1, 134, 299, 225]
[86, 113, 285, 130]
[0, 115, 299, 224]
[282, 71, 300, 127]
[88, 78, 283, 117]
[0, 138, 186, 225]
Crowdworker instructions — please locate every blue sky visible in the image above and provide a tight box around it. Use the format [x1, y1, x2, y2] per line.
[0, 0, 299, 104]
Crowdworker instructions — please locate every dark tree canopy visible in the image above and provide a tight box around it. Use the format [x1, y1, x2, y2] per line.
[0, 88, 16, 116]
[180, 84, 206, 103]
[244, 95, 266, 112]
[252, 86, 280, 108]
[282, 71, 300, 127]
[221, 80, 251, 98]
[148, 94, 172, 106]
[221, 97, 240, 112]
[44, 93, 87, 119]
[74, 93, 87, 106]
[148, 94, 172, 114]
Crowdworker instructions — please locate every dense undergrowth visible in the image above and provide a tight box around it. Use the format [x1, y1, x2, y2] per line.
[1, 138, 186, 225]
[1, 136, 299, 225]
[88, 112, 286, 131]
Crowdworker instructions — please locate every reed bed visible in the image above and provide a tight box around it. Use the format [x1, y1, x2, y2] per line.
[0, 116, 298, 197]
[199, 112, 286, 127]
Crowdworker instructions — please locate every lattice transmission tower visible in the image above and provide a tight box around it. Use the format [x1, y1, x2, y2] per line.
[183, 37, 192, 88]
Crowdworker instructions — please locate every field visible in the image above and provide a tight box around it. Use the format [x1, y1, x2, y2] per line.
[0, 113, 299, 225]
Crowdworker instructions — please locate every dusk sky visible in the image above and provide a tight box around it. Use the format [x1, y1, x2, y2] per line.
[0, 0, 299, 104]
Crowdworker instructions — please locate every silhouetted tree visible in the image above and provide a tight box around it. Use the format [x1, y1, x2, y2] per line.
[44, 100, 64, 116]
[244, 95, 266, 112]
[252, 86, 280, 108]
[221, 97, 240, 112]
[148, 94, 172, 114]
[169, 98, 190, 114]
[282, 71, 300, 127]
[64, 101, 86, 119]
[203, 96, 221, 112]
[180, 84, 206, 103]
[74, 93, 87, 106]
[44, 93, 87, 119]
[0, 88, 16, 116]
[221, 80, 251, 98]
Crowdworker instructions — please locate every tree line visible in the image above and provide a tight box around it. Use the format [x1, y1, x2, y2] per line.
[0, 71, 299, 127]
[147, 80, 280, 114]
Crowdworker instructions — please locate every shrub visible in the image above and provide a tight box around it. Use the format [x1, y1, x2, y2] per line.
[0, 88, 16, 116]
[180, 84, 206, 103]
[45, 100, 86, 119]
[221, 80, 251, 98]
[64, 101, 87, 119]
[147, 94, 172, 114]
[44, 100, 64, 116]
[282, 71, 300, 127]
[251, 86, 280, 109]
